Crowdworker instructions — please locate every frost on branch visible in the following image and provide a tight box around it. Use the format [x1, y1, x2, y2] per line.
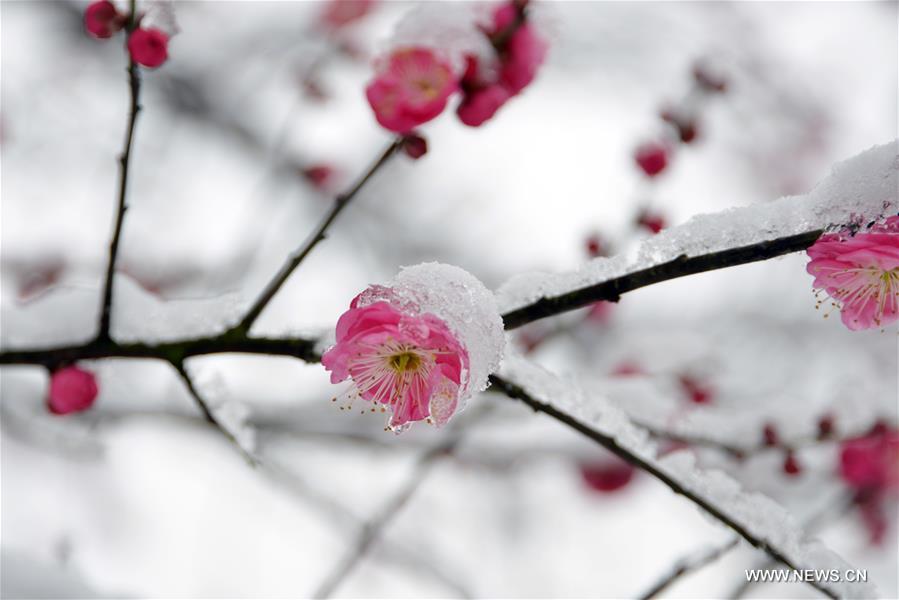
[499, 354, 879, 600]
[497, 140, 898, 313]
[322, 262, 505, 432]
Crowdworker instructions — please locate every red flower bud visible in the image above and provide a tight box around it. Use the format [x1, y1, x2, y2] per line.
[84, 0, 123, 39]
[48, 366, 98, 415]
[580, 459, 636, 493]
[401, 134, 428, 160]
[783, 451, 802, 476]
[634, 142, 669, 177]
[128, 28, 169, 68]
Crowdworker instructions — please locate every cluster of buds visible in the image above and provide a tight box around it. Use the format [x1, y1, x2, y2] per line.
[760, 421, 804, 477]
[365, 1, 547, 134]
[84, 0, 173, 68]
[633, 59, 729, 179]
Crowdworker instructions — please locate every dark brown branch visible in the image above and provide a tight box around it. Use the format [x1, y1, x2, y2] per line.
[173, 361, 258, 466]
[234, 139, 403, 333]
[489, 373, 839, 600]
[501, 230, 823, 329]
[97, 45, 142, 341]
[0, 333, 319, 368]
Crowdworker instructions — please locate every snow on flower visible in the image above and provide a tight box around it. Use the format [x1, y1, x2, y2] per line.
[365, 2, 548, 131]
[806, 215, 899, 330]
[48, 366, 98, 415]
[322, 263, 505, 433]
[365, 47, 458, 133]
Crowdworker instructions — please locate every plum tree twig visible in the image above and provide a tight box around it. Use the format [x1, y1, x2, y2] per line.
[97, 0, 141, 341]
[488, 373, 841, 600]
[232, 138, 404, 334]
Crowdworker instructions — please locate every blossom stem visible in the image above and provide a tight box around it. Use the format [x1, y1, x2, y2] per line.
[97, 36, 141, 342]
[234, 138, 404, 334]
[501, 230, 824, 329]
[488, 373, 840, 600]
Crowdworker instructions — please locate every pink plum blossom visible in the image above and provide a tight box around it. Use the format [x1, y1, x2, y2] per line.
[48, 366, 98, 415]
[322, 292, 469, 431]
[498, 22, 548, 95]
[128, 28, 169, 68]
[365, 47, 457, 133]
[840, 424, 899, 491]
[839, 424, 899, 544]
[457, 83, 512, 127]
[455, 2, 548, 127]
[806, 215, 899, 330]
[84, 0, 123, 39]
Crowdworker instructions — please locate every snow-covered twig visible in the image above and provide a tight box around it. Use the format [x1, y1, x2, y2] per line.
[490, 355, 877, 600]
[502, 230, 822, 328]
[500, 140, 897, 329]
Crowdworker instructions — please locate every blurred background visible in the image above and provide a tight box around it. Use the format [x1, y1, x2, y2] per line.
[1, 1, 897, 598]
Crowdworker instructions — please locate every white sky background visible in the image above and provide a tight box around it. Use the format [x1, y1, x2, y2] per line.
[1, 1, 897, 598]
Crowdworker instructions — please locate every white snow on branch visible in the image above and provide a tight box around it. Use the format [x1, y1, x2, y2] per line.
[498, 354, 879, 600]
[497, 140, 898, 313]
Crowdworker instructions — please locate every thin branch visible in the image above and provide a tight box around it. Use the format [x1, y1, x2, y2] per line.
[312, 429, 466, 599]
[489, 373, 839, 600]
[98, 11, 142, 341]
[234, 138, 403, 333]
[501, 230, 823, 329]
[728, 493, 857, 600]
[2, 230, 824, 368]
[0, 333, 319, 367]
[640, 538, 740, 599]
[638, 420, 878, 460]
[172, 361, 258, 466]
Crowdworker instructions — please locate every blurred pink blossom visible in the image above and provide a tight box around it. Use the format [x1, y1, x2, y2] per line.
[84, 0, 124, 39]
[365, 47, 457, 133]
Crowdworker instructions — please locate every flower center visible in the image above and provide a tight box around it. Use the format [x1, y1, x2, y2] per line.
[389, 351, 422, 373]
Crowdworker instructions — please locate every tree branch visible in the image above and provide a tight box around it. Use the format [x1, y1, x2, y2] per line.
[234, 138, 403, 333]
[97, 38, 142, 341]
[501, 230, 823, 329]
[639, 538, 740, 599]
[0, 333, 319, 367]
[172, 361, 258, 466]
[312, 425, 470, 599]
[489, 373, 840, 600]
